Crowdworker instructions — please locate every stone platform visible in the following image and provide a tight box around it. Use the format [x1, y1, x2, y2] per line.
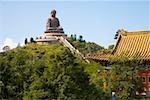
[35, 33, 67, 45]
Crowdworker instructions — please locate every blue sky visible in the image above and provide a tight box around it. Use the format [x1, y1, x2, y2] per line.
[0, 0, 149, 51]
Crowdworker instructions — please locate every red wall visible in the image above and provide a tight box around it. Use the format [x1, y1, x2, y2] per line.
[140, 71, 150, 92]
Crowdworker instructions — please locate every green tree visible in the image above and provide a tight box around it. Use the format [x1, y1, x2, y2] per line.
[30, 37, 36, 43]
[67, 34, 104, 55]
[0, 53, 9, 99]
[0, 44, 101, 100]
[109, 53, 144, 100]
[79, 35, 83, 42]
[3, 46, 10, 52]
[71, 41, 104, 55]
[24, 38, 28, 44]
[108, 44, 114, 50]
[25, 44, 99, 99]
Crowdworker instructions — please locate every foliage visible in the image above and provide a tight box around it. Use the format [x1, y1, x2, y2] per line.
[68, 34, 104, 55]
[1, 36, 145, 99]
[24, 38, 28, 44]
[109, 53, 144, 100]
[97, 49, 111, 54]
[108, 44, 114, 50]
[82, 62, 108, 96]
[2, 46, 10, 52]
[0, 44, 101, 99]
[30, 37, 36, 43]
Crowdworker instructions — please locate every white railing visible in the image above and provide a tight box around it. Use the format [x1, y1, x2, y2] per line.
[55, 36, 89, 63]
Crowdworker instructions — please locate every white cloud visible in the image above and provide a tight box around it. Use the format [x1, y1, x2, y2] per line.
[0, 38, 18, 52]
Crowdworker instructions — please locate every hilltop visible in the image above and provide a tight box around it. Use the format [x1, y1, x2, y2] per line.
[0, 43, 103, 99]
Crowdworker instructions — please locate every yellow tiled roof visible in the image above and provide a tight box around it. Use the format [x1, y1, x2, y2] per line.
[87, 53, 111, 61]
[87, 30, 150, 61]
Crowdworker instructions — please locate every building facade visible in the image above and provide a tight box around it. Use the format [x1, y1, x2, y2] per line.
[86, 29, 150, 95]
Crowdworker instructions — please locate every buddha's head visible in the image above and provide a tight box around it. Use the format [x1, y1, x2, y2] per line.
[51, 9, 56, 18]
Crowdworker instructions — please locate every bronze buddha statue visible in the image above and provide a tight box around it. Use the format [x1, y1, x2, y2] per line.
[45, 10, 64, 33]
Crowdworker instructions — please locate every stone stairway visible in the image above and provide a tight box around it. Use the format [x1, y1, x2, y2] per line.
[55, 36, 90, 63]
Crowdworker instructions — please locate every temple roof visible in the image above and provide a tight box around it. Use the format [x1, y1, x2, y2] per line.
[86, 30, 150, 61]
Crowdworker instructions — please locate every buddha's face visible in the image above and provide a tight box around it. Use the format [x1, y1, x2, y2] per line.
[51, 10, 56, 18]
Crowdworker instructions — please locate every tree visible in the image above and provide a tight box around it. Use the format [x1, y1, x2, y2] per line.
[24, 38, 28, 44]
[0, 54, 9, 99]
[17, 43, 21, 48]
[0, 44, 101, 99]
[30, 37, 36, 43]
[108, 44, 114, 50]
[25, 44, 99, 99]
[2, 46, 10, 52]
[70, 34, 74, 42]
[109, 53, 144, 100]
[74, 34, 76, 40]
[79, 35, 83, 42]
[68, 38, 104, 55]
[67, 34, 105, 55]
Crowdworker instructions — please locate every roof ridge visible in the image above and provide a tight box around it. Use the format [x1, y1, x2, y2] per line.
[127, 30, 150, 32]
[124, 30, 150, 35]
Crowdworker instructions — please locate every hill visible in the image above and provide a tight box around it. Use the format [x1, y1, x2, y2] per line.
[67, 34, 104, 55]
[0, 44, 103, 99]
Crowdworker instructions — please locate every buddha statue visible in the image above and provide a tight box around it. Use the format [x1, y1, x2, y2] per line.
[45, 9, 64, 33]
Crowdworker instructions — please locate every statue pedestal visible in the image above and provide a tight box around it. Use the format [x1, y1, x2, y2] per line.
[35, 32, 67, 45]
